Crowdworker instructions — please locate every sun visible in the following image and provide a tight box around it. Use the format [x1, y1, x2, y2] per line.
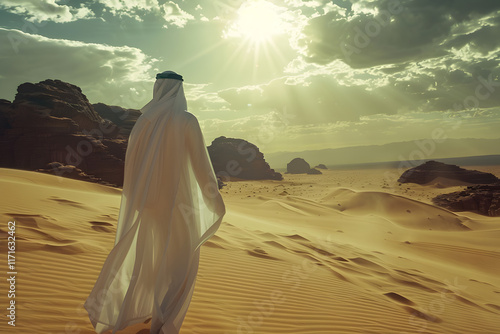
[224, 0, 286, 44]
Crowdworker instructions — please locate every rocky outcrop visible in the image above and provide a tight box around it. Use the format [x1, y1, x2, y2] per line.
[287, 158, 310, 174]
[0, 79, 126, 186]
[307, 168, 322, 174]
[93, 103, 141, 137]
[398, 160, 499, 185]
[432, 183, 500, 216]
[13, 79, 118, 134]
[315, 164, 328, 169]
[207, 136, 283, 181]
[35, 162, 117, 187]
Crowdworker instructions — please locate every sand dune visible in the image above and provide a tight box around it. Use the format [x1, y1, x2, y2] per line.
[0, 167, 499, 333]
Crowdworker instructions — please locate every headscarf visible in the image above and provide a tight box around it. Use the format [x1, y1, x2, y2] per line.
[139, 71, 186, 122]
[84, 71, 226, 334]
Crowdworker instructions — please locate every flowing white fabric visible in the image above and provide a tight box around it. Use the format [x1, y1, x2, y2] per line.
[83, 77, 226, 334]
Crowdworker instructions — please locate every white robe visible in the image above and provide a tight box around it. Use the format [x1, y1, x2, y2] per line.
[83, 78, 226, 334]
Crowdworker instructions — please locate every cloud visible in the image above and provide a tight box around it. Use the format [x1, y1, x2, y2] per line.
[217, 74, 401, 123]
[184, 83, 231, 114]
[218, 85, 265, 110]
[162, 1, 195, 28]
[1, 0, 499, 155]
[96, 0, 160, 12]
[0, 0, 197, 27]
[378, 50, 500, 112]
[93, 0, 196, 27]
[194, 88, 500, 154]
[0, 0, 93, 23]
[296, 0, 500, 68]
[0, 28, 157, 108]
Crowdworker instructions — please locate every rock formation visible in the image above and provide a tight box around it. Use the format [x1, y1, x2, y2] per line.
[35, 162, 117, 187]
[315, 164, 328, 169]
[398, 160, 499, 185]
[432, 183, 500, 217]
[0, 79, 126, 186]
[207, 136, 283, 181]
[93, 103, 141, 137]
[287, 158, 310, 174]
[307, 168, 322, 174]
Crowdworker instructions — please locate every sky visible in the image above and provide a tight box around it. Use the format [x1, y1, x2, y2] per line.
[1, 0, 500, 154]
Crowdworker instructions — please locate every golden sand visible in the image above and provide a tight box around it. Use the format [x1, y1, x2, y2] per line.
[0, 167, 499, 333]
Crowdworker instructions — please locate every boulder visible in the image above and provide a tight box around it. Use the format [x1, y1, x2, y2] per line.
[432, 183, 500, 216]
[287, 158, 310, 174]
[307, 168, 322, 174]
[398, 160, 498, 185]
[315, 164, 328, 169]
[207, 136, 283, 181]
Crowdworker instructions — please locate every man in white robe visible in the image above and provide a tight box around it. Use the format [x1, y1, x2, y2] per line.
[84, 70, 226, 334]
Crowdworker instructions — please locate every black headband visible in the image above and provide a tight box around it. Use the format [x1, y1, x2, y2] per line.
[156, 71, 183, 81]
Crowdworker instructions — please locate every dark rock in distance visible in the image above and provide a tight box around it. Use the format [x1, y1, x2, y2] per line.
[432, 183, 500, 217]
[207, 136, 283, 181]
[398, 160, 498, 185]
[315, 164, 328, 169]
[307, 168, 322, 174]
[287, 158, 310, 174]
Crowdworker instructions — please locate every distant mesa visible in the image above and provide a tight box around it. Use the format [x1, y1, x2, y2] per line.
[286, 158, 323, 174]
[287, 157, 310, 174]
[433, 183, 500, 217]
[207, 136, 283, 181]
[307, 168, 322, 174]
[315, 164, 328, 169]
[398, 160, 499, 185]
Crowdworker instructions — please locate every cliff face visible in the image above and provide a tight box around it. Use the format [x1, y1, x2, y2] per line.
[207, 136, 283, 181]
[433, 183, 500, 217]
[0, 79, 127, 186]
[93, 103, 141, 137]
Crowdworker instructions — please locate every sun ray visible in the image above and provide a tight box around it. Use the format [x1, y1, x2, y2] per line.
[211, 40, 254, 84]
[177, 39, 226, 70]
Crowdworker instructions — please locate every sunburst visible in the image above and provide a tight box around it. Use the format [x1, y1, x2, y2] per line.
[224, 0, 286, 45]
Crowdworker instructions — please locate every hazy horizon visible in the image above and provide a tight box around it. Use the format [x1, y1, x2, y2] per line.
[1, 0, 500, 154]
